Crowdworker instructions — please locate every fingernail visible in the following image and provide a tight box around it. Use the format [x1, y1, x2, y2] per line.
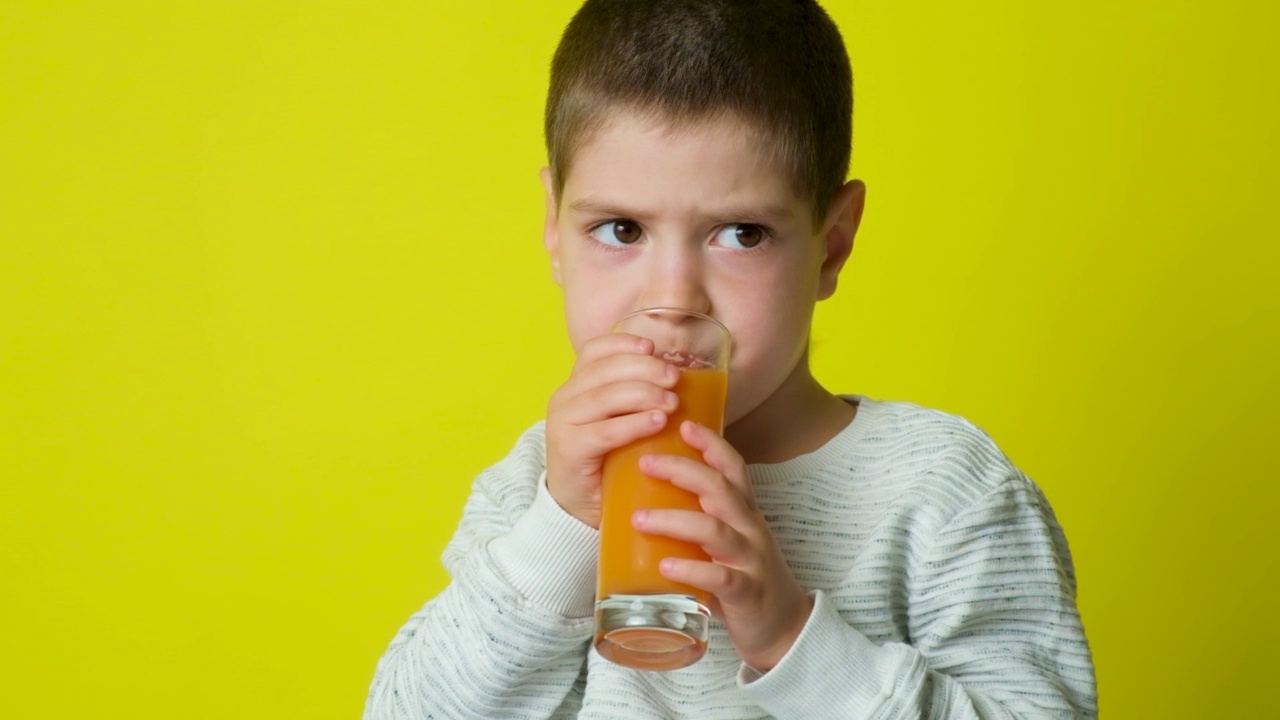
[663, 391, 678, 408]
[633, 510, 649, 526]
[665, 365, 680, 383]
[651, 410, 666, 425]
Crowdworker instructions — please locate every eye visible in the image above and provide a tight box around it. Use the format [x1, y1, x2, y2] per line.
[590, 220, 643, 246]
[715, 223, 768, 250]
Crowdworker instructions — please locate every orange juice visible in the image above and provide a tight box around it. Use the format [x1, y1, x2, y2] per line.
[596, 368, 727, 606]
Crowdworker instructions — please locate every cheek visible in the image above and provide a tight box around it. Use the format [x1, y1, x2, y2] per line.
[725, 258, 818, 334]
[732, 312, 810, 372]
[560, 270, 627, 353]
[562, 293, 602, 352]
[719, 263, 818, 373]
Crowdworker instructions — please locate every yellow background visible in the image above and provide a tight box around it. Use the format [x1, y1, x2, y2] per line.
[2, 1, 1276, 717]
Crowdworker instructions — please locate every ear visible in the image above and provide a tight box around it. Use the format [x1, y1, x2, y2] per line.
[540, 167, 563, 286]
[816, 179, 866, 300]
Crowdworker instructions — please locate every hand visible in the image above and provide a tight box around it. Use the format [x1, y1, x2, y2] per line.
[544, 333, 681, 528]
[632, 421, 814, 672]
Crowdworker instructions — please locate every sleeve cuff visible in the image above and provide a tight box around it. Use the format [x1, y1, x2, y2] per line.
[738, 589, 904, 717]
[488, 471, 600, 618]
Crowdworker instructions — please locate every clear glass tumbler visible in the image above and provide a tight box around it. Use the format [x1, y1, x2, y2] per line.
[593, 307, 731, 671]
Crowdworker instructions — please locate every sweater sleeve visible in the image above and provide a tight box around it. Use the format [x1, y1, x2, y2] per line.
[739, 474, 1098, 719]
[364, 427, 600, 720]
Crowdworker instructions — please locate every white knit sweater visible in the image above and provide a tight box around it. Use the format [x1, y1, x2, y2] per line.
[365, 397, 1098, 719]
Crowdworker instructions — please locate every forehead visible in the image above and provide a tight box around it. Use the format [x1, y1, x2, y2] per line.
[561, 112, 807, 220]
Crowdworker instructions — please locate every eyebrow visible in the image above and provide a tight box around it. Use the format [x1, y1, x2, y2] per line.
[567, 197, 796, 226]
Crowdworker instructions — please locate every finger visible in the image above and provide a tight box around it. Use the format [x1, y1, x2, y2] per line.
[559, 380, 678, 426]
[560, 352, 679, 401]
[574, 332, 654, 369]
[633, 508, 751, 564]
[570, 410, 670, 459]
[639, 453, 754, 525]
[680, 421, 755, 508]
[657, 556, 749, 606]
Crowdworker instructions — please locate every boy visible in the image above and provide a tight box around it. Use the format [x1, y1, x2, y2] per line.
[366, 0, 1097, 717]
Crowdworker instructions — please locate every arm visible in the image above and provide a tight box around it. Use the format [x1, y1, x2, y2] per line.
[366, 334, 677, 718]
[739, 475, 1098, 719]
[364, 427, 598, 720]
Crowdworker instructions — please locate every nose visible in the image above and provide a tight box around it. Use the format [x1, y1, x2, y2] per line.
[638, 241, 711, 314]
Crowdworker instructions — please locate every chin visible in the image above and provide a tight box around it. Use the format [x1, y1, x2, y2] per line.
[723, 386, 765, 429]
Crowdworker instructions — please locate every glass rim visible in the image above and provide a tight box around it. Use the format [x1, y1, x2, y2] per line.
[612, 307, 730, 338]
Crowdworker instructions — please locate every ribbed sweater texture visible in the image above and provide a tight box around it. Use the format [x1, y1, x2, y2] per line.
[365, 397, 1098, 719]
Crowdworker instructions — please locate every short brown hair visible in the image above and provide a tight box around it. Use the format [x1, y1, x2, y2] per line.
[545, 0, 853, 224]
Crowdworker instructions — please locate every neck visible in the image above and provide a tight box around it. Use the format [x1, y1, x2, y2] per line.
[725, 356, 856, 465]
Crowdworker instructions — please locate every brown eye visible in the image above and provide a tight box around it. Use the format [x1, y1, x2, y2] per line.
[716, 223, 767, 249]
[592, 220, 642, 246]
[736, 224, 764, 248]
[612, 220, 641, 244]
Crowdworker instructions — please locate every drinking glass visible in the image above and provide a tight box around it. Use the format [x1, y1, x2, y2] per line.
[593, 307, 730, 671]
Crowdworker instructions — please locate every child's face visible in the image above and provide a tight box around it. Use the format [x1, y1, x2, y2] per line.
[542, 113, 856, 425]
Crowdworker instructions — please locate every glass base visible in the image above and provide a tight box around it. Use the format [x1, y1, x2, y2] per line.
[594, 594, 710, 671]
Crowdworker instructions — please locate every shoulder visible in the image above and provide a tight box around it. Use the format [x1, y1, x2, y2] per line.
[496, 420, 548, 471]
[466, 421, 549, 517]
[847, 397, 1034, 522]
[441, 421, 550, 568]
